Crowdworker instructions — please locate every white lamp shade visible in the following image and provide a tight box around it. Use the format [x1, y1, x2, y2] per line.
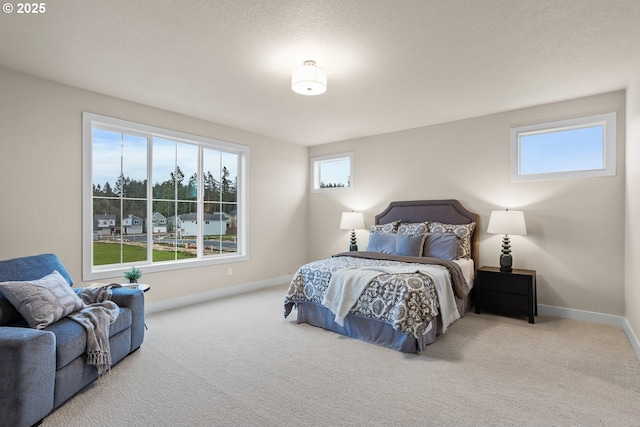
[291, 60, 327, 95]
[487, 210, 527, 235]
[340, 212, 365, 230]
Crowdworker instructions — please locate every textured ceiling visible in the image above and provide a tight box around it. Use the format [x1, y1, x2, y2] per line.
[1, 0, 639, 146]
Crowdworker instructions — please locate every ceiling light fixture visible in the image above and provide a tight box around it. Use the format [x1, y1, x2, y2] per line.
[291, 60, 327, 95]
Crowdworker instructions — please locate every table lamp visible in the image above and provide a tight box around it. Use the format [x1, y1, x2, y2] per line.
[340, 212, 365, 251]
[487, 209, 527, 272]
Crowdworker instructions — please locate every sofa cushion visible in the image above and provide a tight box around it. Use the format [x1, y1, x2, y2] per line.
[0, 254, 74, 326]
[0, 271, 84, 330]
[46, 307, 132, 370]
[0, 254, 74, 285]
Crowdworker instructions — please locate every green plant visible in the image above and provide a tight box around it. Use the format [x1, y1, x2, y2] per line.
[124, 266, 142, 282]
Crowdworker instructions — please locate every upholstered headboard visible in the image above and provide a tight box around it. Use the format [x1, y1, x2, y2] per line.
[375, 199, 480, 269]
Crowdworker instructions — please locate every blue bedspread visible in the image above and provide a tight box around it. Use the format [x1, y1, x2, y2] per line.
[284, 253, 459, 339]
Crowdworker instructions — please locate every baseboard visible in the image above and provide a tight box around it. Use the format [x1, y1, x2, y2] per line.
[622, 318, 640, 362]
[538, 304, 640, 361]
[145, 274, 292, 314]
[538, 304, 625, 327]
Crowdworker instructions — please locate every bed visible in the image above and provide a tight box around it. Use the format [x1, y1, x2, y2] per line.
[284, 199, 479, 353]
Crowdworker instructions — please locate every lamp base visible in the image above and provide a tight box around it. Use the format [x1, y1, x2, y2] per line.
[349, 230, 358, 252]
[499, 253, 513, 272]
[499, 234, 513, 272]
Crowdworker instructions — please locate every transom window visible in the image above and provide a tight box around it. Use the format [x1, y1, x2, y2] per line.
[82, 112, 249, 281]
[311, 153, 353, 192]
[511, 112, 616, 181]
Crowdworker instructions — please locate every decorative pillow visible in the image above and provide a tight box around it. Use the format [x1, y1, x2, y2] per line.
[367, 232, 397, 254]
[369, 220, 400, 234]
[428, 222, 476, 259]
[397, 222, 430, 236]
[395, 233, 427, 257]
[0, 270, 84, 329]
[423, 232, 459, 260]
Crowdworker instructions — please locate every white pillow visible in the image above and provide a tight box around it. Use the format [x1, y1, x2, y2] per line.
[0, 270, 84, 329]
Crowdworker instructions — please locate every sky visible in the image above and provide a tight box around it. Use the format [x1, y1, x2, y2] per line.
[519, 125, 604, 175]
[94, 124, 602, 188]
[92, 129, 237, 189]
[318, 157, 351, 186]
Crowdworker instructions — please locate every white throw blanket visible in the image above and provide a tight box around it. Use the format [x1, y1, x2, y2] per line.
[322, 265, 460, 332]
[322, 267, 390, 326]
[68, 283, 121, 376]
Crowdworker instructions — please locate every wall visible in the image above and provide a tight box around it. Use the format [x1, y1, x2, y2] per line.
[0, 67, 308, 304]
[626, 75, 640, 345]
[309, 91, 626, 316]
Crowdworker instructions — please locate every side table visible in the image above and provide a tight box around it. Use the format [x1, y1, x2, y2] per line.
[122, 283, 150, 292]
[475, 266, 537, 323]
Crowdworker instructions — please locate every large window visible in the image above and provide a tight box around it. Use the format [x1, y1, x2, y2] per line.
[310, 153, 353, 192]
[511, 112, 616, 181]
[83, 113, 249, 280]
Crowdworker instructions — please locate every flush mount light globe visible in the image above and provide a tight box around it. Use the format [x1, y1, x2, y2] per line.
[291, 60, 327, 95]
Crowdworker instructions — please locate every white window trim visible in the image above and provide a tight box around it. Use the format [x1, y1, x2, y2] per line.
[310, 152, 354, 193]
[510, 112, 616, 181]
[82, 112, 250, 281]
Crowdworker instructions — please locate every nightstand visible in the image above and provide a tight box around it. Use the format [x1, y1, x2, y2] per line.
[474, 266, 537, 323]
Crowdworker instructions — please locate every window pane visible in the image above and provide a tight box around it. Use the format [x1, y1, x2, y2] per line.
[175, 202, 198, 259]
[319, 158, 350, 188]
[122, 199, 147, 263]
[121, 134, 147, 198]
[221, 203, 237, 255]
[152, 137, 177, 200]
[177, 142, 198, 201]
[221, 152, 238, 202]
[93, 198, 118, 268]
[92, 129, 121, 194]
[311, 153, 353, 191]
[153, 200, 177, 262]
[203, 149, 221, 202]
[93, 198, 121, 266]
[203, 202, 221, 256]
[519, 125, 605, 175]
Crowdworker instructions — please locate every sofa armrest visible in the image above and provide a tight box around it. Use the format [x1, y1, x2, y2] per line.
[0, 327, 55, 427]
[111, 287, 145, 351]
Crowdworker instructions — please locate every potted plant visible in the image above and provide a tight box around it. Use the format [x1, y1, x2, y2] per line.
[124, 267, 142, 283]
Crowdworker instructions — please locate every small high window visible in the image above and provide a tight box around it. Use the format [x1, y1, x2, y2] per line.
[311, 153, 353, 192]
[511, 112, 616, 181]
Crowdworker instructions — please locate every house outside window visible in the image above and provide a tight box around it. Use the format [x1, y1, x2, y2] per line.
[82, 112, 249, 281]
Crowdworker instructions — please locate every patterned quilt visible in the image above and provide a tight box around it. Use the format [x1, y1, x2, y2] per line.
[284, 253, 466, 340]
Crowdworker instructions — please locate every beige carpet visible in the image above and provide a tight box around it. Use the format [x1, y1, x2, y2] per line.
[43, 284, 640, 427]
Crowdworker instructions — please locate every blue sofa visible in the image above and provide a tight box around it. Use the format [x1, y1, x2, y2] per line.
[0, 254, 145, 427]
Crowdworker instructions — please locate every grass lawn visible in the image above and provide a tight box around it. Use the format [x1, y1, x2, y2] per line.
[93, 242, 196, 265]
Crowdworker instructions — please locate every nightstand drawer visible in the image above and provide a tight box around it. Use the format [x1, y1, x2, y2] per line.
[480, 272, 530, 295]
[480, 290, 529, 315]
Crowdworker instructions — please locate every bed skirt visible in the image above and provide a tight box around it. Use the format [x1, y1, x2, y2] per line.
[294, 295, 470, 353]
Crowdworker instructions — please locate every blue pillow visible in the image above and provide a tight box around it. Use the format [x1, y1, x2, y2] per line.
[367, 232, 396, 254]
[423, 233, 459, 260]
[395, 233, 427, 257]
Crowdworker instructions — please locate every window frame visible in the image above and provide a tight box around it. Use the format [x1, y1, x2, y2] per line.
[510, 112, 616, 181]
[82, 112, 250, 281]
[310, 152, 354, 193]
